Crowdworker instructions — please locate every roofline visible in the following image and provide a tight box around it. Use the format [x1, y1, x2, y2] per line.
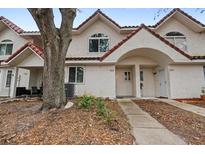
[153, 8, 205, 29]
[100, 24, 194, 61]
[0, 16, 24, 34]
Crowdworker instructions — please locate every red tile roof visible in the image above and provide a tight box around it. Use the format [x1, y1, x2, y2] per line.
[5, 42, 43, 63]
[0, 16, 24, 34]
[100, 24, 193, 61]
[66, 57, 100, 61]
[74, 9, 121, 30]
[153, 8, 205, 28]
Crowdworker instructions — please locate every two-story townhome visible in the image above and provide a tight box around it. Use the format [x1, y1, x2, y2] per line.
[0, 8, 205, 99]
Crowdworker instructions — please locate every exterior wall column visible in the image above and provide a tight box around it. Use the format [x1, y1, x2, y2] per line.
[10, 67, 18, 98]
[135, 64, 141, 97]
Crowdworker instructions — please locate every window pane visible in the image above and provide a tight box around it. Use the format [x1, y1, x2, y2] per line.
[140, 71, 143, 81]
[175, 38, 187, 50]
[5, 44, 13, 55]
[69, 67, 76, 83]
[166, 37, 175, 44]
[89, 39, 98, 52]
[124, 72, 127, 80]
[77, 67, 84, 83]
[0, 44, 6, 55]
[100, 39, 109, 52]
[203, 66, 205, 79]
[6, 70, 12, 87]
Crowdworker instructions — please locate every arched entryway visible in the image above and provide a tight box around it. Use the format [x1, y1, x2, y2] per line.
[115, 48, 174, 98]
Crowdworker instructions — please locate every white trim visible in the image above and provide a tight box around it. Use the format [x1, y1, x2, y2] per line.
[6, 45, 44, 64]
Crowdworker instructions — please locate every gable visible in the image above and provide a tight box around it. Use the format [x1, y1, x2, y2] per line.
[67, 19, 125, 57]
[102, 25, 191, 63]
[153, 9, 205, 32]
[18, 52, 43, 67]
[0, 26, 28, 57]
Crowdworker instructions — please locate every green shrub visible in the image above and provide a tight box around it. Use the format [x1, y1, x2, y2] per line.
[96, 98, 106, 116]
[78, 95, 94, 109]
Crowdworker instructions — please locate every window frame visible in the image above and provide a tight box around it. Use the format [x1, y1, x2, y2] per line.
[5, 70, 12, 88]
[68, 66, 85, 84]
[203, 66, 205, 80]
[164, 32, 187, 51]
[0, 40, 13, 56]
[88, 33, 109, 53]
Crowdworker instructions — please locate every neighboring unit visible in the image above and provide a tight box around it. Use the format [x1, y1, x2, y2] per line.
[0, 8, 205, 99]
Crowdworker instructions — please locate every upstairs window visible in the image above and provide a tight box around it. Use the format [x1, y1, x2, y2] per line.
[165, 32, 187, 51]
[89, 33, 109, 52]
[0, 40, 13, 56]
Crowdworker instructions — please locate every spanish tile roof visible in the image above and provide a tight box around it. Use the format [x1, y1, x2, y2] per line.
[153, 8, 205, 28]
[66, 57, 100, 61]
[0, 16, 24, 34]
[74, 9, 122, 30]
[5, 42, 43, 63]
[100, 24, 193, 61]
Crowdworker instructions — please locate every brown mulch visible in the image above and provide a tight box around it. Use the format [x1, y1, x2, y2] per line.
[133, 99, 205, 145]
[0, 98, 133, 145]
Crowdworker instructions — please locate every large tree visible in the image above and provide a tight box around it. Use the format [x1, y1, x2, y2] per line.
[28, 8, 76, 110]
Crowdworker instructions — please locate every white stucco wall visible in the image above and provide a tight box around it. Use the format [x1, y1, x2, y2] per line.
[67, 19, 125, 57]
[65, 65, 116, 98]
[104, 28, 190, 63]
[156, 17, 205, 55]
[169, 64, 205, 98]
[0, 28, 28, 60]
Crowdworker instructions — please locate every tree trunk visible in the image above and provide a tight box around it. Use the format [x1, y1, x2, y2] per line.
[28, 8, 76, 110]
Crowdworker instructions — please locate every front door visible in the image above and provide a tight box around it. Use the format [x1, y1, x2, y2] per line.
[116, 68, 133, 97]
[159, 69, 167, 97]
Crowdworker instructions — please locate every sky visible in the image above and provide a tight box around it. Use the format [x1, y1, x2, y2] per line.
[0, 8, 204, 31]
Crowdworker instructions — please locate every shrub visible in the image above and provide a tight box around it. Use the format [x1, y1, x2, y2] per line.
[78, 95, 94, 109]
[96, 98, 106, 116]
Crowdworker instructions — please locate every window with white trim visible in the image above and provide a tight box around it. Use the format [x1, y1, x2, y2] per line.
[165, 32, 187, 51]
[89, 33, 109, 52]
[0, 40, 13, 56]
[69, 67, 84, 83]
[6, 70, 12, 87]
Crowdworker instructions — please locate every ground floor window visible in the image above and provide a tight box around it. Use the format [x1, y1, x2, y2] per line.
[6, 70, 12, 87]
[69, 66, 84, 83]
[203, 66, 205, 80]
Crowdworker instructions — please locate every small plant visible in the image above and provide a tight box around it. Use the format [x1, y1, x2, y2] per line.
[96, 98, 106, 116]
[96, 98, 116, 125]
[103, 109, 115, 125]
[78, 95, 94, 109]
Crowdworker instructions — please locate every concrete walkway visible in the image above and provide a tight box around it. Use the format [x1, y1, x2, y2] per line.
[159, 99, 205, 117]
[118, 99, 186, 145]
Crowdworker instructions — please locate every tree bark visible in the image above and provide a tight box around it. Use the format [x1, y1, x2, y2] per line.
[28, 8, 76, 110]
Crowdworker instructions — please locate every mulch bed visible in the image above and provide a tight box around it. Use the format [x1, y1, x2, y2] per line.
[0, 98, 134, 145]
[133, 99, 205, 145]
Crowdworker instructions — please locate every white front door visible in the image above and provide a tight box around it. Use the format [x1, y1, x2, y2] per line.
[116, 68, 133, 97]
[159, 69, 167, 97]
